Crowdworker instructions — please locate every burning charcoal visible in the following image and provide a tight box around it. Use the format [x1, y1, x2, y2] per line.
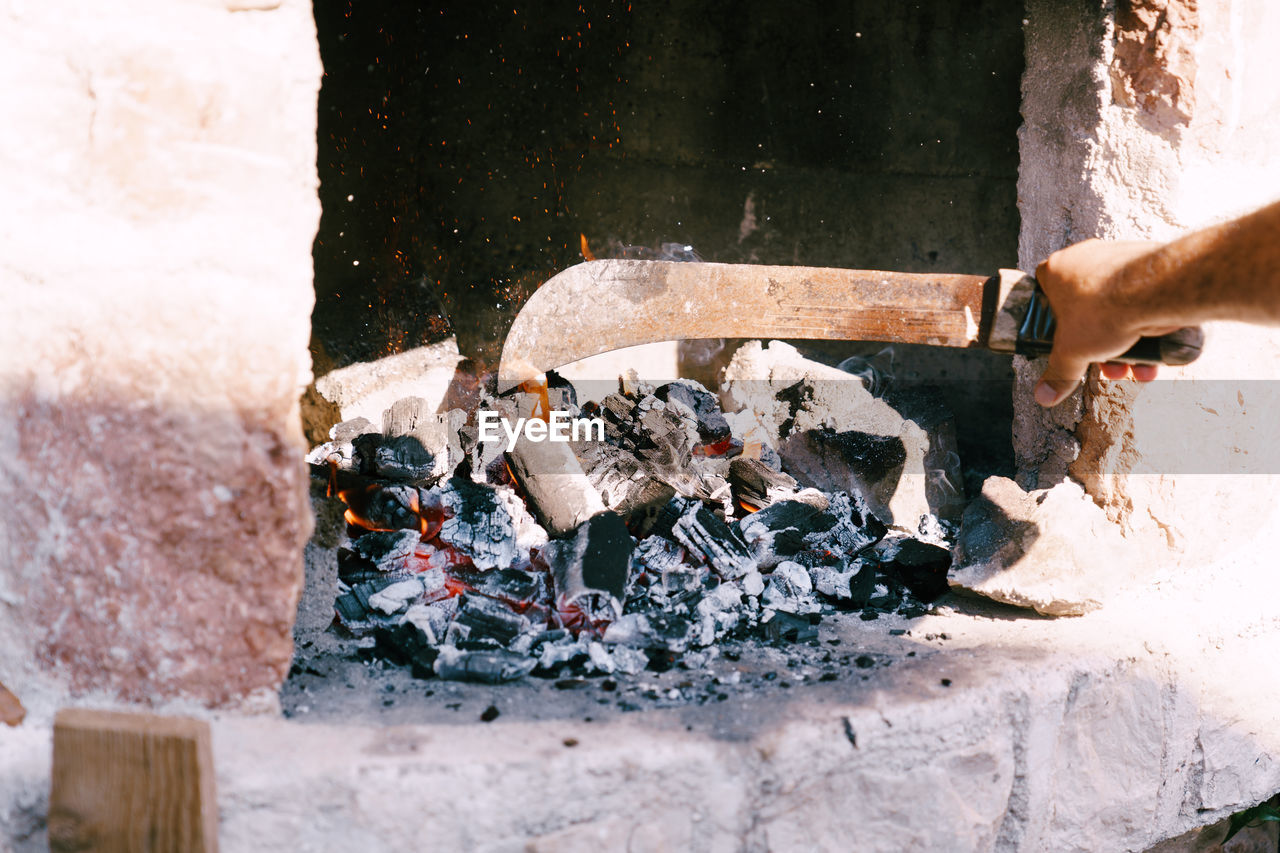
[761, 561, 819, 615]
[468, 567, 547, 611]
[763, 611, 819, 643]
[403, 599, 456, 645]
[340, 483, 422, 532]
[781, 428, 904, 510]
[367, 577, 426, 615]
[802, 492, 887, 558]
[453, 593, 530, 644]
[352, 529, 421, 572]
[634, 400, 696, 472]
[656, 380, 730, 445]
[884, 539, 952, 602]
[434, 645, 537, 684]
[544, 511, 633, 608]
[660, 564, 703, 597]
[611, 644, 650, 675]
[741, 570, 765, 598]
[492, 484, 549, 553]
[654, 496, 756, 579]
[728, 458, 827, 510]
[586, 641, 616, 674]
[631, 535, 687, 579]
[334, 577, 404, 635]
[428, 476, 520, 571]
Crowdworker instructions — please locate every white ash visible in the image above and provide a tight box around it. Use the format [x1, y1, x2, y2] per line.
[402, 599, 455, 645]
[762, 561, 820, 615]
[368, 578, 425, 615]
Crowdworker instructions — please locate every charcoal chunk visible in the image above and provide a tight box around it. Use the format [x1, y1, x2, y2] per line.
[352, 529, 421, 572]
[803, 492, 887, 558]
[656, 380, 730, 444]
[737, 500, 828, 568]
[453, 593, 530, 644]
[434, 646, 537, 683]
[886, 539, 952, 602]
[544, 511, 634, 607]
[430, 476, 519, 571]
[764, 611, 820, 643]
[729, 457, 809, 509]
[602, 610, 696, 653]
[654, 496, 756, 579]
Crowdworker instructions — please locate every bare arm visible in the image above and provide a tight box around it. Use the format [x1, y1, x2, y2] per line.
[1033, 198, 1280, 406]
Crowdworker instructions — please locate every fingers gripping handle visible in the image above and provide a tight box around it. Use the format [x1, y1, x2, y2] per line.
[1016, 282, 1204, 365]
[988, 270, 1204, 367]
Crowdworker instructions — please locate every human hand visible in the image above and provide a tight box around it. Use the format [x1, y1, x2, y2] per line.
[1033, 239, 1176, 406]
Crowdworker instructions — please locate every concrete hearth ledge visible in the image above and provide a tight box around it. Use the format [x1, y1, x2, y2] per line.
[3, 557, 1279, 852]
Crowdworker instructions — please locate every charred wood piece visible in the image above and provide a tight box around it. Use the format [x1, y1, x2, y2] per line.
[883, 539, 952, 602]
[352, 529, 421, 572]
[544, 512, 634, 610]
[764, 611, 820, 643]
[429, 476, 520, 571]
[730, 458, 809, 509]
[454, 593, 530, 644]
[761, 561, 819, 615]
[576, 441, 677, 532]
[342, 484, 421, 532]
[654, 496, 756, 579]
[655, 380, 730, 444]
[433, 646, 537, 683]
[737, 500, 830, 568]
[353, 433, 436, 482]
[802, 492, 887, 558]
[602, 610, 695, 653]
[374, 622, 440, 679]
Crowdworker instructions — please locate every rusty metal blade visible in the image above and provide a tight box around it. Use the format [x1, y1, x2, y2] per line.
[497, 260, 990, 391]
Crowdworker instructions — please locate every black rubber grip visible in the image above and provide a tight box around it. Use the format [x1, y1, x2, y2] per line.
[1015, 285, 1204, 366]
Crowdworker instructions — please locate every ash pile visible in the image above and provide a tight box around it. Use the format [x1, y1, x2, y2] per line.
[307, 340, 963, 685]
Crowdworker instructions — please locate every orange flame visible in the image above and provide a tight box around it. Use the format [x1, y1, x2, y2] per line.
[580, 233, 595, 261]
[518, 377, 552, 422]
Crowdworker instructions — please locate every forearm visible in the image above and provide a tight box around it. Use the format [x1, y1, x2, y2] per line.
[1111, 199, 1280, 330]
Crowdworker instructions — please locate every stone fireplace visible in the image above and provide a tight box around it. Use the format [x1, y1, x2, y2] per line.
[3, 0, 1280, 850]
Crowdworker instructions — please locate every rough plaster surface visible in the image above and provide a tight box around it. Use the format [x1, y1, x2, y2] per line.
[4, 558, 1279, 851]
[0, 0, 321, 709]
[1016, 1, 1280, 566]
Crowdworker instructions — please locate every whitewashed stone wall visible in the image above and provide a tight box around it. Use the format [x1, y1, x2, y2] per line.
[0, 0, 321, 710]
[1016, 0, 1280, 569]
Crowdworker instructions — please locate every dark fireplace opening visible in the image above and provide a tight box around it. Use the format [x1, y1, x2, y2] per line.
[293, 0, 1028, 721]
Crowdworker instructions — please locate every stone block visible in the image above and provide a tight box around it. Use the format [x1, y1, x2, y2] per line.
[950, 476, 1143, 617]
[0, 0, 321, 710]
[722, 340, 964, 529]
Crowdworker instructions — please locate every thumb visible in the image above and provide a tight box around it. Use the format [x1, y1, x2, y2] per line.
[1035, 348, 1090, 407]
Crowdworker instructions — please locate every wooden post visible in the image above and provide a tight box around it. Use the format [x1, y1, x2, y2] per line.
[49, 708, 219, 853]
